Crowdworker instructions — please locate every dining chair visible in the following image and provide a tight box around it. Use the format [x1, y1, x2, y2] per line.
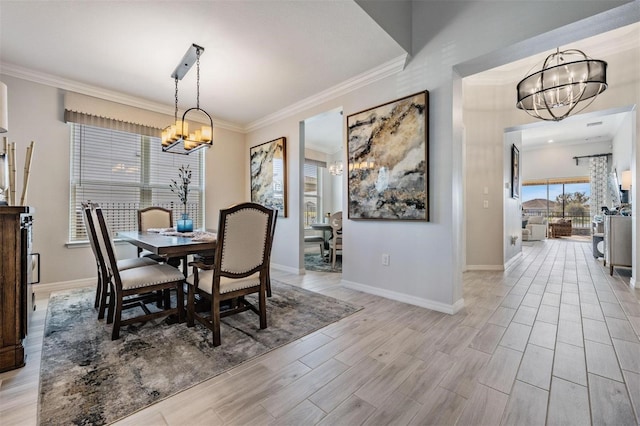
[82, 202, 158, 320]
[94, 206, 184, 340]
[137, 206, 175, 260]
[266, 211, 278, 297]
[186, 202, 275, 346]
[330, 211, 342, 270]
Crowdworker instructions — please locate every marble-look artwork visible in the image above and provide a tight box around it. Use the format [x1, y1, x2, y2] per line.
[250, 137, 287, 216]
[347, 91, 428, 220]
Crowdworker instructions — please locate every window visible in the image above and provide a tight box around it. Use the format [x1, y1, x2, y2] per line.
[522, 177, 591, 230]
[69, 123, 203, 242]
[303, 160, 324, 226]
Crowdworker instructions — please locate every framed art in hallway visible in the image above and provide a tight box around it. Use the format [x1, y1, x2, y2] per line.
[346, 91, 429, 221]
[511, 144, 520, 199]
[250, 137, 287, 217]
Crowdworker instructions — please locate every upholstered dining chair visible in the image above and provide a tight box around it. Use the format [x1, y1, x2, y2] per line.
[137, 206, 173, 259]
[186, 202, 275, 346]
[82, 202, 157, 320]
[93, 206, 184, 339]
[330, 211, 342, 270]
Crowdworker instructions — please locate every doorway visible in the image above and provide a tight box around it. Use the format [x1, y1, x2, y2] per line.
[300, 108, 344, 273]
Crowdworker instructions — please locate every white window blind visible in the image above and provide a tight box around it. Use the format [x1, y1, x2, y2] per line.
[69, 123, 203, 242]
[303, 161, 323, 226]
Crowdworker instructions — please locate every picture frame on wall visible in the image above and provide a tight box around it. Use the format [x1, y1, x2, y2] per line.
[511, 144, 520, 199]
[250, 137, 287, 217]
[346, 91, 429, 220]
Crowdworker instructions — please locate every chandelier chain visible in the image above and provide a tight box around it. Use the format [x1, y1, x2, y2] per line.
[196, 48, 201, 109]
[174, 77, 179, 121]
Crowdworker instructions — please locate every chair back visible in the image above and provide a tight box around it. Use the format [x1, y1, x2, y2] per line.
[94, 206, 123, 290]
[214, 202, 275, 279]
[82, 201, 108, 276]
[330, 211, 342, 240]
[138, 206, 173, 231]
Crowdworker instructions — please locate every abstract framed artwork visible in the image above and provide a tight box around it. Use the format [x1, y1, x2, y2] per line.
[250, 137, 287, 217]
[346, 91, 429, 220]
[511, 144, 520, 199]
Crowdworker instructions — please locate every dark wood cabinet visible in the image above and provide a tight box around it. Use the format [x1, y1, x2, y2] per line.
[0, 206, 33, 372]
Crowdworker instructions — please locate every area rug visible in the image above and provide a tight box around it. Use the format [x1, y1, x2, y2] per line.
[38, 281, 359, 425]
[304, 253, 342, 272]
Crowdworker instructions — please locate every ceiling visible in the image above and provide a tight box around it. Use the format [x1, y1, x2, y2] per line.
[304, 108, 343, 154]
[465, 22, 639, 149]
[0, 1, 405, 129]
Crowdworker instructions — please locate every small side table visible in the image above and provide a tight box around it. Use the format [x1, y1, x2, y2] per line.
[592, 233, 604, 258]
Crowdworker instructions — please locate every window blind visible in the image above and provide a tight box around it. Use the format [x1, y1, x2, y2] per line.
[69, 123, 203, 242]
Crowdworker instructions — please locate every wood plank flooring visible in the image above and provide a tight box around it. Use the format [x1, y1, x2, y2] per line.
[1, 239, 639, 425]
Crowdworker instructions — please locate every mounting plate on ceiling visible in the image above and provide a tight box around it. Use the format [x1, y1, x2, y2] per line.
[171, 43, 205, 80]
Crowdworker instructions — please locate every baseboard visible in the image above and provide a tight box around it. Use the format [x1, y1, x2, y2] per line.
[504, 252, 523, 270]
[465, 265, 504, 271]
[341, 279, 464, 315]
[271, 263, 304, 275]
[33, 278, 95, 296]
[631, 276, 636, 288]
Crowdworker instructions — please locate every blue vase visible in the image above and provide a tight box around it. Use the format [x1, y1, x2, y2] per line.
[177, 213, 193, 232]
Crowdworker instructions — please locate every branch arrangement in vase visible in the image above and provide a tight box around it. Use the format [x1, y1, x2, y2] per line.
[169, 164, 192, 217]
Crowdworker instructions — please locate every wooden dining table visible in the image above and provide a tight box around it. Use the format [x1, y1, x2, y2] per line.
[118, 231, 216, 275]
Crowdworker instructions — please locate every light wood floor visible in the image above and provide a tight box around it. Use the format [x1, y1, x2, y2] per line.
[1, 239, 639, 425]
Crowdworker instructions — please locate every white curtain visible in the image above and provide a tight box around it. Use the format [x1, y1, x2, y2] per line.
[590, 156, 609, 219]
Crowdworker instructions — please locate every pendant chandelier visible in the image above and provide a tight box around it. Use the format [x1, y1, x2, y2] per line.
[516, 48, 607, 122]
[162, 44, 213, 154]
[329, 160, 343, 176]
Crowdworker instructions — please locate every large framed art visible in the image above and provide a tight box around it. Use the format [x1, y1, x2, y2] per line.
[346, 91, 429, 220]
[250, 137, 287, 217]
[511, 144, 520, 199]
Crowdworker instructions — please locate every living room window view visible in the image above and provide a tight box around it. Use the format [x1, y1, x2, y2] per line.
[522, 178, 591, 240]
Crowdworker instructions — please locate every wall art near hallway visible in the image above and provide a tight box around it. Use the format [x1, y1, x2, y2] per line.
[346, 91, 429, 220]
[250, 137, 287, 217]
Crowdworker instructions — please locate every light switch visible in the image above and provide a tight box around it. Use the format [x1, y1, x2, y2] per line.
[483, 200, 489, 208]
[483, 186, 489, 194]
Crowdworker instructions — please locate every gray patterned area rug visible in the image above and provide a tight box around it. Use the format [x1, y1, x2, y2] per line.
[38, 281, 360, 425]
[304, 253, 342, 273]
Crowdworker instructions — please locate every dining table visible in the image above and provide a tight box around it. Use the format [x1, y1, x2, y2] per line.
[118, 230, 216, 275]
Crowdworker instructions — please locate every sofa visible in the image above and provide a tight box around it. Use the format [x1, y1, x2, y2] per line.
[522, 216, 548, 241]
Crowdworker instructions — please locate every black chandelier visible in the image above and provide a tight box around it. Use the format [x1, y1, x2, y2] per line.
[162, 44, 213, 154]
[516, 48, 607, 122]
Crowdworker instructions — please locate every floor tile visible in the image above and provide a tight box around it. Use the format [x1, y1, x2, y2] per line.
[536, 304, 559, 325]
[408, 387, 466, 426]
[468, 323, 506, 355]
[547, 377, 591, 426]
[582, 318, 611, 344]
[512, 306, 537, 326]
[556, 319, 584, 348]
[488, 307, 517, 328]
[528, 321, 557, 350]
[456, 384, 508, 426]
[588, 373, 636, 426]
[521, 293, 542, 308]
[605, 317, 639, 343]
[500, 380, 547, 426]
[541, 292, 560, 307]
[600, 301, 627, 319]
[584, 340, 623, 382]
[478, 346, 522, 394]
[622, 369, 640, 425]
[516, 344, 553, 390]
[559, 303, 581, 323]
[499, 322, 531, 352]
[553, 342, 587, 386]
[580, 303, 604, 321]
[611, 338, 640, 374]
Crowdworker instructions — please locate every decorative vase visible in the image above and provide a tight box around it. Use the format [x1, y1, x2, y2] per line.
[177, 212, 193, 232]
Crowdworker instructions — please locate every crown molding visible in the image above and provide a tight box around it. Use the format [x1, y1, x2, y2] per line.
[2, 53, 409, 135]
[245, 53, 409, 132]
[0, 63, 245, 133]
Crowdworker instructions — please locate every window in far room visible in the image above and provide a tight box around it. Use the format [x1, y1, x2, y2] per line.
[303, 160, 324, 226]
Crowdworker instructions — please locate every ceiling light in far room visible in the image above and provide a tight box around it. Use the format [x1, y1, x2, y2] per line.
[516, 48, 607, 122]
[329, 160, 343, 176]
[162, 44, 213, 155]
[0, 82, 8, 133]
[547, 139, 554, 143]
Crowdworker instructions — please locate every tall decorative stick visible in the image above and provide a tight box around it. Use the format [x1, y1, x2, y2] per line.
[1, 137, 7, 204]
[20, 141, 34, 206]
[8, 141, 16, 206]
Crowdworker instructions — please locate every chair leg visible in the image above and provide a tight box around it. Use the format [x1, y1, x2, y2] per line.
[176, 283, 184, 323]
[319, 243, 324, 258]
[212, 296, 221, 347]
[98, 272, 109, 320]
[259, 287, 267, 330]
[106, 283, 115, 324]
[266, 268, 272, 298]
[111, 293, 123, 340]
[187, 284, 195, 327]
[94, 271, 101, 309]
[332, 245, 336, 269]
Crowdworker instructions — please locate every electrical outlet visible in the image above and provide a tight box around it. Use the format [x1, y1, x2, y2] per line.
[382, 253, 390, 266]
[483, 200, 489, 209]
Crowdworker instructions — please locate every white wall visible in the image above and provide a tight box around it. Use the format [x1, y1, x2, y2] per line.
[0, 73, 247, 284]
[248, 1, 634, 312]
[522, 140, 613, 181]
